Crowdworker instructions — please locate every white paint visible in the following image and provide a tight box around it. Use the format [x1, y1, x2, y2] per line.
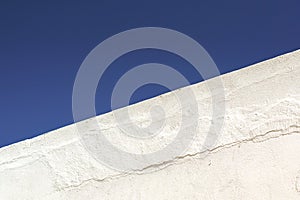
[0, 50, 300, 199]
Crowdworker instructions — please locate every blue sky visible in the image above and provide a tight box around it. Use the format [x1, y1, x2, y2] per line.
[0, 0, 299, 147]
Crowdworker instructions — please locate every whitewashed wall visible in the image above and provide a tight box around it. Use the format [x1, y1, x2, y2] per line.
[0, 50, 300, 199]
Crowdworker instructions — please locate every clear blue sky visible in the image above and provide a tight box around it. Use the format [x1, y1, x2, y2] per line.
[0, 0, 299, 147]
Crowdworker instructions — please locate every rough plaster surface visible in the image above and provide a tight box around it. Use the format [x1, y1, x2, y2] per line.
[1, 50, 300, 199]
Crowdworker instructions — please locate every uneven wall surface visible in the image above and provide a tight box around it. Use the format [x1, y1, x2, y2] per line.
[1, 50, 300, 199]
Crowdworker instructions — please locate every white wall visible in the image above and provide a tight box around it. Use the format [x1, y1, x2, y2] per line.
[0, 50, 300, 199]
